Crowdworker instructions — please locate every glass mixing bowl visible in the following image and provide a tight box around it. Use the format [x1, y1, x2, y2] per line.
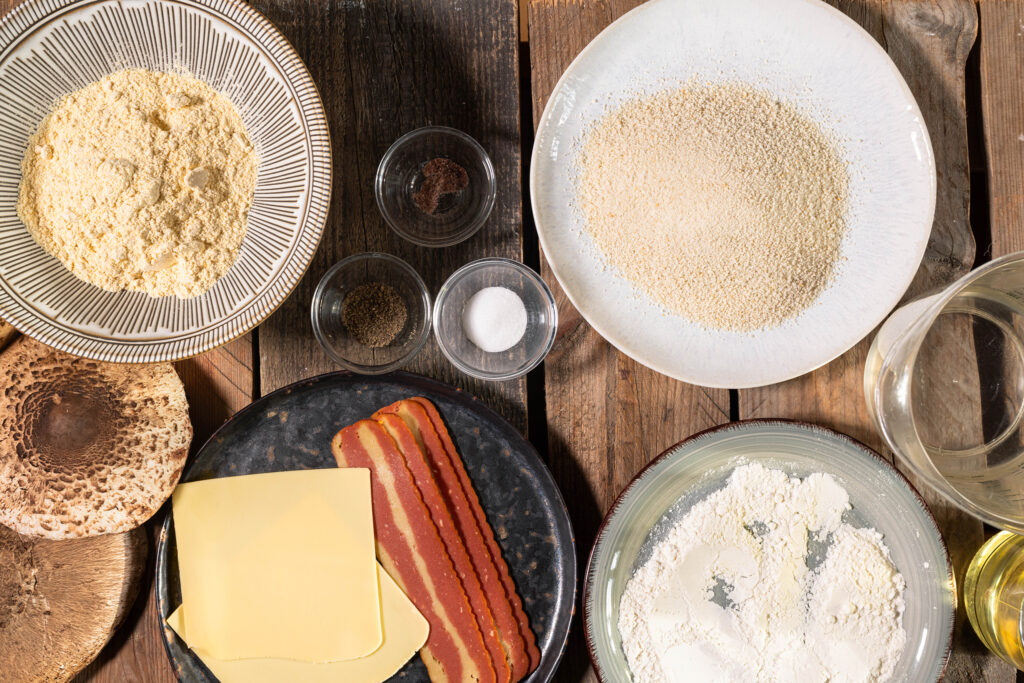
[584, 420, 954, 682]
[311, 252, 431, 374]
[433, 258, 556, 381]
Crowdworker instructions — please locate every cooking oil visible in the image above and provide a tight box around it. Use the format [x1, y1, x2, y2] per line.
[965, 531, 1024, 670]
[864, 283, 1024, 528]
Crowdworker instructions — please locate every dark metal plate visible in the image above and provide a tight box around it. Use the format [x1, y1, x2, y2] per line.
[156, 371, 575, 683]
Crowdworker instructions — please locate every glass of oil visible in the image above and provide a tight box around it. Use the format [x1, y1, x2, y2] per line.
[965, 531, 1024, 669]
[865, 252, 1024, 532]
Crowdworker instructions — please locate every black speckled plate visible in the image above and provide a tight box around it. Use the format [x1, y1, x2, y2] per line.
[155, 371, 575, 683]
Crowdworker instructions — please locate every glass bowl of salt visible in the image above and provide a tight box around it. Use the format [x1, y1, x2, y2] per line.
[434, 258, 557, 381]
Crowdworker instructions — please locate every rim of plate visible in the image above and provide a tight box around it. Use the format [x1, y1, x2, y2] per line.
[0, 0, 332, 363]
[529, 0, 936, 388]
[581, 419, 954, 683]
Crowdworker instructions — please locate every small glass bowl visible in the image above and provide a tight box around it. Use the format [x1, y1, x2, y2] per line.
[434, 258, 557, 381]
[311, 253, 432, 374]
[375, 126, 496, 247]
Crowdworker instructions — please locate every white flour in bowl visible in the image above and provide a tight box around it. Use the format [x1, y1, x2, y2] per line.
[618, 463, 906, 683]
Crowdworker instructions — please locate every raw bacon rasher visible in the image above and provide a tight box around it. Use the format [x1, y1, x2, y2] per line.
[380, 398, 540, 677]
[332, 420, 496, 683]
[375, 412, 511, 683]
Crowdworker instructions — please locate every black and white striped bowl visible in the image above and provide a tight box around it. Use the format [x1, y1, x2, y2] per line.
[0, 0, 331, 362]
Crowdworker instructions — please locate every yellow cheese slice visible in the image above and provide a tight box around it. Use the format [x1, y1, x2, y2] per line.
[172, 468, 381, 662]
[166, 564, 429, 683]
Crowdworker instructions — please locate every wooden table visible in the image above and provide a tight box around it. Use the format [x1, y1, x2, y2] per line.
[0, 0, 1011, 680]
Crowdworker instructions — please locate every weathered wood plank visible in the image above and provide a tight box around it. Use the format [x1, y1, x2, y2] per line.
[0, 319, 16, 351]
[174, 335, 256, 446]
[980, 0, 1024, 260]
[978, 5, 1024, 677]
[72, 575, 177, 683]
[979, 0, 1024, 548]
[740, 1, 1012, 680]
[528, 2, 731, 681]
[253, 0, 529, 432]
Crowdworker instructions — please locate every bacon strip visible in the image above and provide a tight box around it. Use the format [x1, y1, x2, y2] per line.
[332, 420, 496, 683]
[376, 413, 511, 683]
[386, 398, 540, 676]
[378, 400, 532, 679]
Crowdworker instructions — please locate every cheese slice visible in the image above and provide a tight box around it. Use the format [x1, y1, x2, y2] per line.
[166, 564, 429, 683]
[172, 468, 381, 662]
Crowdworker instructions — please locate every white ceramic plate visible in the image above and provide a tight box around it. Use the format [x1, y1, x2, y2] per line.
[0, 0, 331, 362]
[530, 0, 935, 388]
[584, 421, 954, 682]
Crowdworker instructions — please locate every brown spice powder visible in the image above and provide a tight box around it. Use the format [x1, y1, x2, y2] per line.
[341, 283, 408, 347]
[413, 157, 469, 215]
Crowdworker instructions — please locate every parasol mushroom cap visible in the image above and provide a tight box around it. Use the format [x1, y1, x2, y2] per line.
[0, 337, 192, 539]
[0, 523, 146, 682]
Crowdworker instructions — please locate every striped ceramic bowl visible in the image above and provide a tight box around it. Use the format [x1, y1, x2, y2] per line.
[0, 0, 330, 362]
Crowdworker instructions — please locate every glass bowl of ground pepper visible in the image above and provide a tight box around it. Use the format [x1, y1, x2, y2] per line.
[375, 126, 496, 247]
[311, 252, 432, 374]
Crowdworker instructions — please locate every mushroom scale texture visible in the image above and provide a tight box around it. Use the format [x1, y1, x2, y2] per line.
[0, 337, 191, 539]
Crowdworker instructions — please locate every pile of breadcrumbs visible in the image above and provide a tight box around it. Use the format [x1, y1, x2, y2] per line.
[576, 82, 848, 332]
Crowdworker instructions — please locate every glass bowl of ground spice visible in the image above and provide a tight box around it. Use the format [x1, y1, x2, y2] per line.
[311, 252, 432, 374]
[434, 258, 557, 381]
[375, 126, 496, 247]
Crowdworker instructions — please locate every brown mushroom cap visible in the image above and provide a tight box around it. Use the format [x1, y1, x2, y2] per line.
[0, 337, 192, 539]
[0, 523, 146, 682]
[0, 320, 17, 352]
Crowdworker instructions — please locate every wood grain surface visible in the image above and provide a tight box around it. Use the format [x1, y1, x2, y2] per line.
[980, 0, 1024, 260]
[251, 0, 530, 431]
[0, 319, 17, 352]
[0, 0, 1019, 680]
[527, 2, 731, 681]
[977, 9, 1024, 682]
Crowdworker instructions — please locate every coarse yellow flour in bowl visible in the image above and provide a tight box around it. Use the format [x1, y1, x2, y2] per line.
[18, 69, 257, 299]
[0, 0, 331, 362]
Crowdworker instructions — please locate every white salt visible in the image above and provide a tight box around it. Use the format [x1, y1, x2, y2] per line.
[463, 287, 527, 353]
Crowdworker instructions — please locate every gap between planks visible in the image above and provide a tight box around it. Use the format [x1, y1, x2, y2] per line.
[527, 0, 1021, 681]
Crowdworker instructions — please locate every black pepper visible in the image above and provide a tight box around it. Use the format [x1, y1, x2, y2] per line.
[341, 283, 408, 347]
